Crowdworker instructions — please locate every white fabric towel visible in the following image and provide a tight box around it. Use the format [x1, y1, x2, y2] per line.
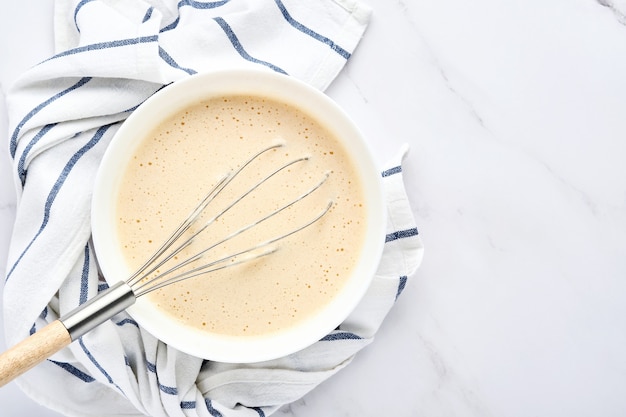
[4, 1, 424, 416]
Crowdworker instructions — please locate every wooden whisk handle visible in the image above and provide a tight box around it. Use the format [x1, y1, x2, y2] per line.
[0, 320, 71, 387]
[0, 282, 136, 387]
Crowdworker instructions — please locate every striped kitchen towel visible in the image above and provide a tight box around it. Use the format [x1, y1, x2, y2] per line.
[4, 1, 423, 416]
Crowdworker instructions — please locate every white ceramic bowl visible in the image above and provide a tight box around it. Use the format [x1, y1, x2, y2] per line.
[91, 69, 386, 363]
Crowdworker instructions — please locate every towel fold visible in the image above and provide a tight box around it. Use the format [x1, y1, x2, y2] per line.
[4, 1, 423, 416]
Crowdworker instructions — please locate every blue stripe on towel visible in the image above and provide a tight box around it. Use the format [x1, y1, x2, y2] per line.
[10, 77, 92, 158]
[79, 244, 90, 305]
[274, 0, 351, 59]
[6, 124, 112, 282]
[396, 275, 408, 300]
[73, 0, 96, 32]
[160, 17, 180, 32]
[181, 400, 264, 415]
[161, 0, 230, 32]
[45, 35, 159, 62]
[181, 401, 196, 409]
[184, 0, 230, 9]
[321, 331, 362, 341]
[159, 382, 178, 395]
[205, 398, 224, 417]
[213, 17, 288, 74]
[17, 123, 57, 185]
[116, 317, 140, 328]
[146, 360, 179, 395]
[49, 360, 96, 383]
[385, 227, 419, 243]
[381, 165, 402, 177]
[143, 6, 155, 23]
[158, 47, 197, 75]
[252, 407, 266, 417]
[79, 338, 125, 394]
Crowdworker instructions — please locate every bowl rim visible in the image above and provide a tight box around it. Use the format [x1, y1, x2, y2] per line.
[91, 68, 386, 363]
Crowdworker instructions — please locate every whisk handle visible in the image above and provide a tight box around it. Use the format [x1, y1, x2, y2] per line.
[0, 282, 136, 387]
[0, 320, 70, 387]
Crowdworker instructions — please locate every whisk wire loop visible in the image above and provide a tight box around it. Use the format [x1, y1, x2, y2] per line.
[129, 144, 332, 297]
[134, 193, 332, 296]
[142, 154, 311, 283]
[126, 143, 282, 289]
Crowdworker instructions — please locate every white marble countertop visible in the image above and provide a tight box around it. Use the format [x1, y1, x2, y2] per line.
[2, 0, 626, 416]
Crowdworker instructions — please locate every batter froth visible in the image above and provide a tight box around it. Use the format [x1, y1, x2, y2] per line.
[116, 95, 367, 337]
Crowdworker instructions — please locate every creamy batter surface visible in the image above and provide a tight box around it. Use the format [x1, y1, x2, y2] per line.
[116, 95, 367, 337]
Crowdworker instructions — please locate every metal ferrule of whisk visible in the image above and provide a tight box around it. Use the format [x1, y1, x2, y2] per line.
[60, 282, 135, 341]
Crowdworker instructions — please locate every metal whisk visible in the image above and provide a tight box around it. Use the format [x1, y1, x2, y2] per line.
[0, 143, 332, 387]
